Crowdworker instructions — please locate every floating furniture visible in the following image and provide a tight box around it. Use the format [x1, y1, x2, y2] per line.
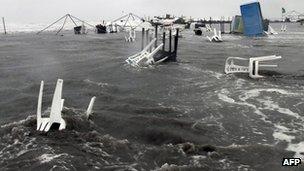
[207, 28, 223, 42]
[240, 2, 265, 37]
[36, 14, 95, 35]
[36, 79, 96, 132]
[36, 79, 66, 132]
[281, 24, 287, 32]
[265, 25, 278, 35]
[194, 28, 202, 35]
[231, 15, 244, 34]
[95, 24, 107, 34]
[74, 22, 87, 35]
[125, 29, 136, 42]
[126, 26, 179, 67]
[225, 55, 282, 78]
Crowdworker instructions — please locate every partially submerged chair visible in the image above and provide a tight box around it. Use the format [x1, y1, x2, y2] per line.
[207, 28, 223, 42]
[224, 55, 282, 78]
[281, 24, 287, 32]
[126, 38, 164, 67]
[36, 79, 96, 132]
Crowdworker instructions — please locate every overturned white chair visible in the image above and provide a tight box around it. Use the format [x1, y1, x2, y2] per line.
[36, 79, 96, 132]
[224, 55, 282, 79]
[207, 28, 223, 42]
[125, 38, 164, 67]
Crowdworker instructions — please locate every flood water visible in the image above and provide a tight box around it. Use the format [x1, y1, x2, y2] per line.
[0, 23, 303, 170]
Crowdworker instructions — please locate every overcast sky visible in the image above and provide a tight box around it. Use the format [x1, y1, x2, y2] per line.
[0, 0, 303, 24]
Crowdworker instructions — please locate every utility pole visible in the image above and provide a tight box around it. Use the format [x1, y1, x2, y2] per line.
[2, 17, 7, 34]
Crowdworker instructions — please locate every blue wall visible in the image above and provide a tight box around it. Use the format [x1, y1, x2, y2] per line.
[240, 2, 264, 36]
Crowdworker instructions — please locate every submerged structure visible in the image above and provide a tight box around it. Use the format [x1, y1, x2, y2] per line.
[36, 14, 94, 35]
[126, 25, 179, 67]
[36, 79, 96, 132]
[224, 55, 282, 79]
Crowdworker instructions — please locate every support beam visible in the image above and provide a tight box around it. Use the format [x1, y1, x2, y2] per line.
[169, 29, 172, 53]
[146, 29, 149, 48]
[173, 29, 179, 61]
[2, 17, 7, 34]
[56, 15, 68, 35]
[69, 15, 95, 28]
[154, 25, 158, 48]
[67, 14, 78, 27]
[141, 28, 145, 50]
[37, 15, 68, 35]
[162, 32, 166, 51]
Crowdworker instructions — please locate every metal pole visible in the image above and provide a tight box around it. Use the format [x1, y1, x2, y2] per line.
[146, 29, 149, 47]
[154, 25, 158, 48]
[70, 15, 95, 28]
[169, 29, 172, 53]
[37, 15, 67, 34]
[162, 32, 166, 51]
[173, 29, 179, 61]
[2, 17, 7, 34]
[67, 14, 78, 26]
[141, 28, 145, 50]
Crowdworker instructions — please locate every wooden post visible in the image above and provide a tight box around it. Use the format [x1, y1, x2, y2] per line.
[169, 29, 172, 53]
[149, 34, 153, 52]
[154, 25, 158, 48]
[229, 21, 232, 33]
[141, 28, 145, 50]
[173, 29, 179, 62]
[220, 22, 225, 34]
[2, 17, 7, 34]
[162, 32, 166, 51]
[146, 29, 149, 48]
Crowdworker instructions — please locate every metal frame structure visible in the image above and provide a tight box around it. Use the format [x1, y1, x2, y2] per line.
[111, 13, 145, 30]
[36, 14, 95, 35]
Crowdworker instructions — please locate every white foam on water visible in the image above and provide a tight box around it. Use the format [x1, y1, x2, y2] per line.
[218, 93, 235, 103]
[217, 89, 269, 122]
[218, 87, 304, 160]
[286, 142, 304, 159]
[239, 88, 298, 102]
[235, 79, 246, 90]
[259, 99, 301, 119]
[273, 132, 295, 143]
[38, 153, 68, 164]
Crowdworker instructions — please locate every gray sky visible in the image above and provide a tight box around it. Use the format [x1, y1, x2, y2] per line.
[0, 0, 303, 23]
